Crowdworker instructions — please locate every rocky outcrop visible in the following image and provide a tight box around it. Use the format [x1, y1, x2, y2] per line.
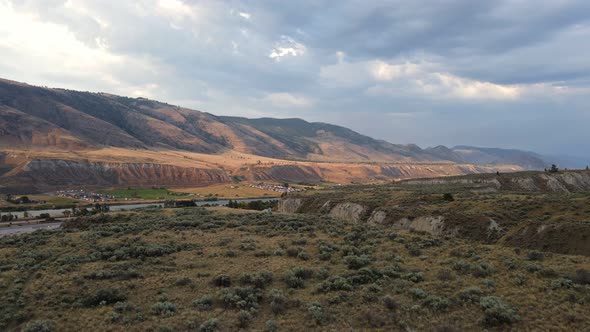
[367, 210, 387, 224]
[276, 198, 303, 214]
[393, 216, 446, 235]
[403, 171, 590, 193]
[328, 203, 367, 222]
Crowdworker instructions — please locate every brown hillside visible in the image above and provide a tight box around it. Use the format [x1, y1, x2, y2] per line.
[0, 78, 530, 192]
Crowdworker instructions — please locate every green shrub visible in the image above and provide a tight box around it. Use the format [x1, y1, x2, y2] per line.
[551, 278, 573, 289]
[82, 288, 127, 307]
[479, 296, 519, 326]
[284, 267, 313, 289]
[423, 295, 451, 310]
[318, 276, 353, 292]
[571, 269, 590, 285]
[347, 267, 383, 285]
[524, 263, 541, 273]
[199, 318, 219, 332]
[343, 255, 370, 269]
[437, 268, 455, 281]
[239, 271, 273, 289]
[458, 287, 483, 304]
[113, 301, 133, 313]
[471, 262, 495, 278]
[318, 242, 338, 261]
[406, 244, 422, 256]
[308, 302, 327, 324]
[174, 277, 193, 287]
[284, 274, 305, 289]
[219, 287, 262, 310]
[265, 320, 278, 332]
[453, 261, 471, 275]
[410, 288, 428, 299]
[193, 295, 213, 311]
[151, 301, 177, 316]
[503, 257, 518, 270]
[403, 271, 425, 283]
[237, 310, 253, 328]
[23, 320, 55, 332]
[212, 274, 231, 287]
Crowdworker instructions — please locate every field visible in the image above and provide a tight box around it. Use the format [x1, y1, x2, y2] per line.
[98, 184, 283, 200]
[0, 205, 589, 331]
[97, 188, 190, 200]
[28, 195, 81, 206]
[0, 195, 80, 211]
[168, 184, 281, 199]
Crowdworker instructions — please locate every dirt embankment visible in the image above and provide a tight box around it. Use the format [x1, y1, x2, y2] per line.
[402, 171, 590, 193]
[277, 188, 590, 256]
[501, 221, 590, 256]
[0, 159, 231, 193]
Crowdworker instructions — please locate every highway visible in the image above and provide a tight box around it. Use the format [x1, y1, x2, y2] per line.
[0, 222, 62, 237]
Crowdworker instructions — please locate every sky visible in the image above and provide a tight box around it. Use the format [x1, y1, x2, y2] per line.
[1, 0, 589, 156]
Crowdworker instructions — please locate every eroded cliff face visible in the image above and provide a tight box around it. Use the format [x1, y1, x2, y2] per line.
[0, 149, 526, 193]
[274, 170, 590, 256]
[328, 203, 367, 222]
[402, 171, 590, 193]
[1, 159, 231, 192]
[240, 165, 323, 183]
[276, 198, 303, 214]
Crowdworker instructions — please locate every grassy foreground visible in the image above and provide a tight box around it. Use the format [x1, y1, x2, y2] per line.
[0, 207, 589, 331]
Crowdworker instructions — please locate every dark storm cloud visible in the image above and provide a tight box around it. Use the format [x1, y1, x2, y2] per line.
[1, 0, 589, 157]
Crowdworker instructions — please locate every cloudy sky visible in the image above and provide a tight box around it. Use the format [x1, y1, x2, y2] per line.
[1, 0, 589, 156]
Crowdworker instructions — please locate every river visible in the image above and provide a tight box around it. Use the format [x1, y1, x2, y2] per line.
[0, 197, 278, 219]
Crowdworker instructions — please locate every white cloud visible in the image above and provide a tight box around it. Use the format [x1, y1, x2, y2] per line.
[368, 60, 420, 82]
[321, 57, 523, 100]
[238, 12, 251, 20]
[269, 36, 306, 62]
[365, 63, 522, 101]
[157, 0, 197, 19]
[263, 92, 313, 108]
[0, 1, 163, 98]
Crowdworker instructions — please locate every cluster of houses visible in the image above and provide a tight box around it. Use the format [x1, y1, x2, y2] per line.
[247, 183, 302, 194]
[53, 190, 116, 202]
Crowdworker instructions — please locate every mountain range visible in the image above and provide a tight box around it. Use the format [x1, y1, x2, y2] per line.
[0, 78, 552, 193]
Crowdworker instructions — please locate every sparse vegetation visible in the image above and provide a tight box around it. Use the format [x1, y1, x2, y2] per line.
[0, 204, 588, 331]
